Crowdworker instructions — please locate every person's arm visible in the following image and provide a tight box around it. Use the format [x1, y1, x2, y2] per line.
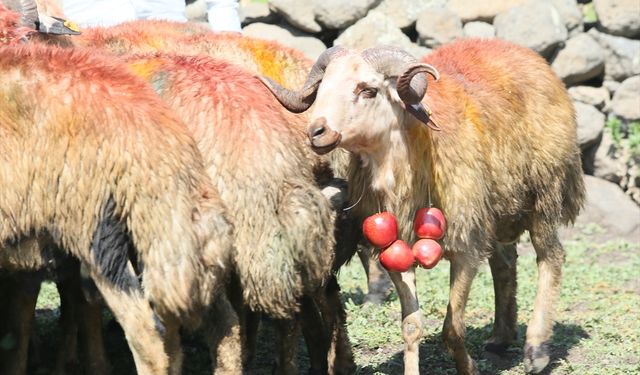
[205, 0, 241, 32]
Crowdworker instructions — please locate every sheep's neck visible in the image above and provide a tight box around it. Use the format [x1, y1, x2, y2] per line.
[360, 122, 430, 211]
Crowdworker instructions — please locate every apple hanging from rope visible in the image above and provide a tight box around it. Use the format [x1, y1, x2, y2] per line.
[413, 207, 447, 240]
[362, 212, 398, 248]
[379, 239, 415, 272]
[412, 238, 443, 269]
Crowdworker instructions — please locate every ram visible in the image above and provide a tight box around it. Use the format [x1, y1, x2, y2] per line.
[0, 42, 234, 375]
[262, 40, 586, 375]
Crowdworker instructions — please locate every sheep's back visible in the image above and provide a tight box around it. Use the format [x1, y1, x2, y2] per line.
[420, 39, 584, 250]
[0, 44, 227, 317]
[125, 53, 335, 318]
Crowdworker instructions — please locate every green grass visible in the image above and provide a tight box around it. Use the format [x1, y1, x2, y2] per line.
[29, 230, 640, 374]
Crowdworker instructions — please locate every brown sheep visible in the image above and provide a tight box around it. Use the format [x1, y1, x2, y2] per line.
[260, 39, 586, 374]
[3, 2, 357, 373]
[0, 43, 234, 375]
[123, 52, 354, 374]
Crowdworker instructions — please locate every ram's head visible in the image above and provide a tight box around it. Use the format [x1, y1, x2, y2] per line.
[260, 45, 439, 155]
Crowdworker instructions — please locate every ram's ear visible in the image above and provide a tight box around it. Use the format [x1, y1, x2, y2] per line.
[37, 14, 81, 35]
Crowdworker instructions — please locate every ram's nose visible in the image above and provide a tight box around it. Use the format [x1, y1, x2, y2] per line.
[307, 117, 341, 155]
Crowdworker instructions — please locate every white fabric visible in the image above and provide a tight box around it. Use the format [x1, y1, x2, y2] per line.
[63, 0, 187, 27]
[64, 0, 241, 32]
[133, 0, 187, 22]
[63, 0, 137, 27]
[206, 0, 241, 33]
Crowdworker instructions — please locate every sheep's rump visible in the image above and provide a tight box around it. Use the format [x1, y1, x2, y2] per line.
[0, 44, 230, 317]
[125, 53, 335, 319]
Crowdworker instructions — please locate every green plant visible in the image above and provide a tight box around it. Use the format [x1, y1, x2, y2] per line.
[606, 117, 623, 146]
[582, 2, 598, 24]
[627, 121, 640, 156]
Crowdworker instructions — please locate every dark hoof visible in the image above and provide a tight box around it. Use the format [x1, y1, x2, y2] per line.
[484, 341, 511, 355]
[308, 367, 325, 375]
[523, 342, 550, 373]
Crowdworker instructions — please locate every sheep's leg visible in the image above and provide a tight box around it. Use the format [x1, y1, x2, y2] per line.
[163, 315, 183, 375]
[89, 267, 169, 375]
[485, 243, 518, 354]
[54, 275, 80, 374]
[78, 295, 110, 375]
[301, 295, 329, 374]
[388, 269, 423, 375]
[226, 276, 258, 366]
[442, 255, 479, 375]
[204, 293, 242, 375]
[524, 222, 565, 374]
[0, 272, 42, 375]
[358, 246, 392, 305]
[273, 318, 300, 375]
[319, 276, 355, 375]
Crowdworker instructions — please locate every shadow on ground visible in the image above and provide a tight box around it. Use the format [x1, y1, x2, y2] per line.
[357, 323, 589, 375]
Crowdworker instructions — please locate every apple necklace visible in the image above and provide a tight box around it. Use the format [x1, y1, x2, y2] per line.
[362, 183, 446, 272]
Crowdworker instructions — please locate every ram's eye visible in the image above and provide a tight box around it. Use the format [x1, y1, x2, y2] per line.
[359, 87, 378, 99]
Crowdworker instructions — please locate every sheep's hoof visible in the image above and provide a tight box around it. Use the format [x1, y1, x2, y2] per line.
[523, 342, 550, 373]
[484, 341, 511, 354]
[483, 336, 516, 355]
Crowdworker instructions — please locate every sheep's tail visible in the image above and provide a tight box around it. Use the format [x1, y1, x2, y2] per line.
[123, 186, 233, 321]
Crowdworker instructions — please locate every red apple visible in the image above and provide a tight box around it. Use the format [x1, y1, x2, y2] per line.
[362, 212, 398, 248]
[379, 240, 415, 272]
[413, 207, 446, 240]
[412, 239, 443, 269]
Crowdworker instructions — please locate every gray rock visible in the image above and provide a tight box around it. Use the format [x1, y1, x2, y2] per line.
[269, 0, 322, 33]
[610, 75, 640, 122]
[569, 86, 610, 110]
[552, 33, 605, 86]
[416, 7, 463, 48]
[315, 0, 377, 30]
[594, 131, 626, 184]
[242, 22, 326, 61]
[494, 1, 568, 59]
[463, 21, 496, 38]
[185, 0, 207, 22]
[603, 80, 621, 96]
[372, 0, 447, 29]
[448, 0, 527, 22]
[589, 28, 640, 81]
[334, 10, 430, 59]
[546, 0, 584, 35]
[593, 0, 640, 38]
[575, 101, 606, 150]
[240, 2, 278, 25]
[564, 175, 640, 242]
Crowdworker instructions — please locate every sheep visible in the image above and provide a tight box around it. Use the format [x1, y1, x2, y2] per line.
[122, 52, 356, 374]
[260, 39, 586, 374]
[0, 43, 235, 375]
[5, 3, 357, 372]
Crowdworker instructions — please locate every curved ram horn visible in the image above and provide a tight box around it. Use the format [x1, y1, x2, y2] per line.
[396, 64, 439, 104]
[362, 45, 438, 105]
[18, 0, 39, 28]
[259, 45, 347, 113]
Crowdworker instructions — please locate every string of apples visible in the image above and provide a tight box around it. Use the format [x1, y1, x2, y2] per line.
[362, 207, 446, 272]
